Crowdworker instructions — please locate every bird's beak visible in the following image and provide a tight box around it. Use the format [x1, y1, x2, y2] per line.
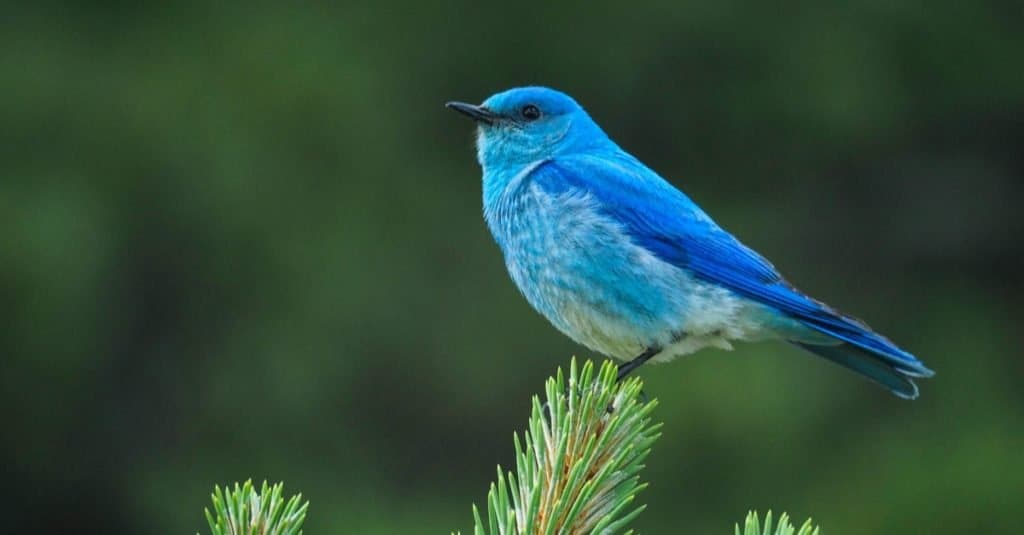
[445, 101, 498, 125]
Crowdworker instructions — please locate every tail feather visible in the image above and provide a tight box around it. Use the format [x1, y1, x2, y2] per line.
[790, 312, 934, 399]
[792, 341, 922, 399]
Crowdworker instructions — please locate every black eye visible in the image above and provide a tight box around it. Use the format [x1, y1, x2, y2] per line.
[520, 104, 541, 121]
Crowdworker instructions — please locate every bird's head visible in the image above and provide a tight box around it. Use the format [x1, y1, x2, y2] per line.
[447, 87, 609, 171]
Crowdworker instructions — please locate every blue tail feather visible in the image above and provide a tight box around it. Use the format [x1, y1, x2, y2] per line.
[792, 341, 922, 399]
[790, 308, 934, 399]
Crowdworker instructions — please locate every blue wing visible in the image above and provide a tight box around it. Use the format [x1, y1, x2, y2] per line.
[528, 153, 795, 303]
[529, 154, 933, 396]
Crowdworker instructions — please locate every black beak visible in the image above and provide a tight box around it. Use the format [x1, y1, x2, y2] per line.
[445, 101, 498, 125]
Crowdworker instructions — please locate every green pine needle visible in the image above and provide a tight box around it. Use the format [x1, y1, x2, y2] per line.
[200, 479, 308, 535]
[735, 510, 820, 535]
[191, 368, 826, 535]
[459, 358, 662, 534]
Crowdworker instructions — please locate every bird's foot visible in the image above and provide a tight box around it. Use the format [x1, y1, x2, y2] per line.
[616, 346, 660, 381]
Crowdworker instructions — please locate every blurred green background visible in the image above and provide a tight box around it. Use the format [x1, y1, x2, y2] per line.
[2, 1, 1021, 533]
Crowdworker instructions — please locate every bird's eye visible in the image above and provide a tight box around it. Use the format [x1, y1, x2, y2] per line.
[520, 104, 541, 121]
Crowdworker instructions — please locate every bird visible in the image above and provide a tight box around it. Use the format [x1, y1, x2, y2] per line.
[446, 86, 934, 399]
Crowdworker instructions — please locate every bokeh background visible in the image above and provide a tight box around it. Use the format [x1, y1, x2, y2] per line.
[3, 2, 1022, 533]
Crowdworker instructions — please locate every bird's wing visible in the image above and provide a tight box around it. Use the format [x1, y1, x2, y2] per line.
[527, 154, 914, 353]
[529, 153, 784, 288]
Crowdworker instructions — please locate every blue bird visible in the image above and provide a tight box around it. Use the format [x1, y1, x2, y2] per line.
[446, 87, 934, 399]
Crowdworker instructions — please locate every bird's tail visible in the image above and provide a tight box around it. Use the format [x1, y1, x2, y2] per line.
[788, 314, 934, 399]
[770, 291, 933, 395]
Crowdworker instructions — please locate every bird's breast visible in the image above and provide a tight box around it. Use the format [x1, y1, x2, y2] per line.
[487, 182, 701, 355]
[482, 176, 772, 360]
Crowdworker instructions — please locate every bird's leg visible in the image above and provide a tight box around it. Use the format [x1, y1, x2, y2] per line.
[616, 346, 660, 382]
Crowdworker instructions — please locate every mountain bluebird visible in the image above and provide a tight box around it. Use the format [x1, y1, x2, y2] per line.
[447, 87, 934, 398]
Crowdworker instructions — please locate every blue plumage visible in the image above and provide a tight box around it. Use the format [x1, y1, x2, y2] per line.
[447, 87, 934, 398]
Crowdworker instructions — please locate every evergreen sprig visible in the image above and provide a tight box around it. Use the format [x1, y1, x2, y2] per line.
[462, 358, 662, 534]
[735, 510, 819, 535]
[200, 479, 308, 535]
[197, 364, 826, 534]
